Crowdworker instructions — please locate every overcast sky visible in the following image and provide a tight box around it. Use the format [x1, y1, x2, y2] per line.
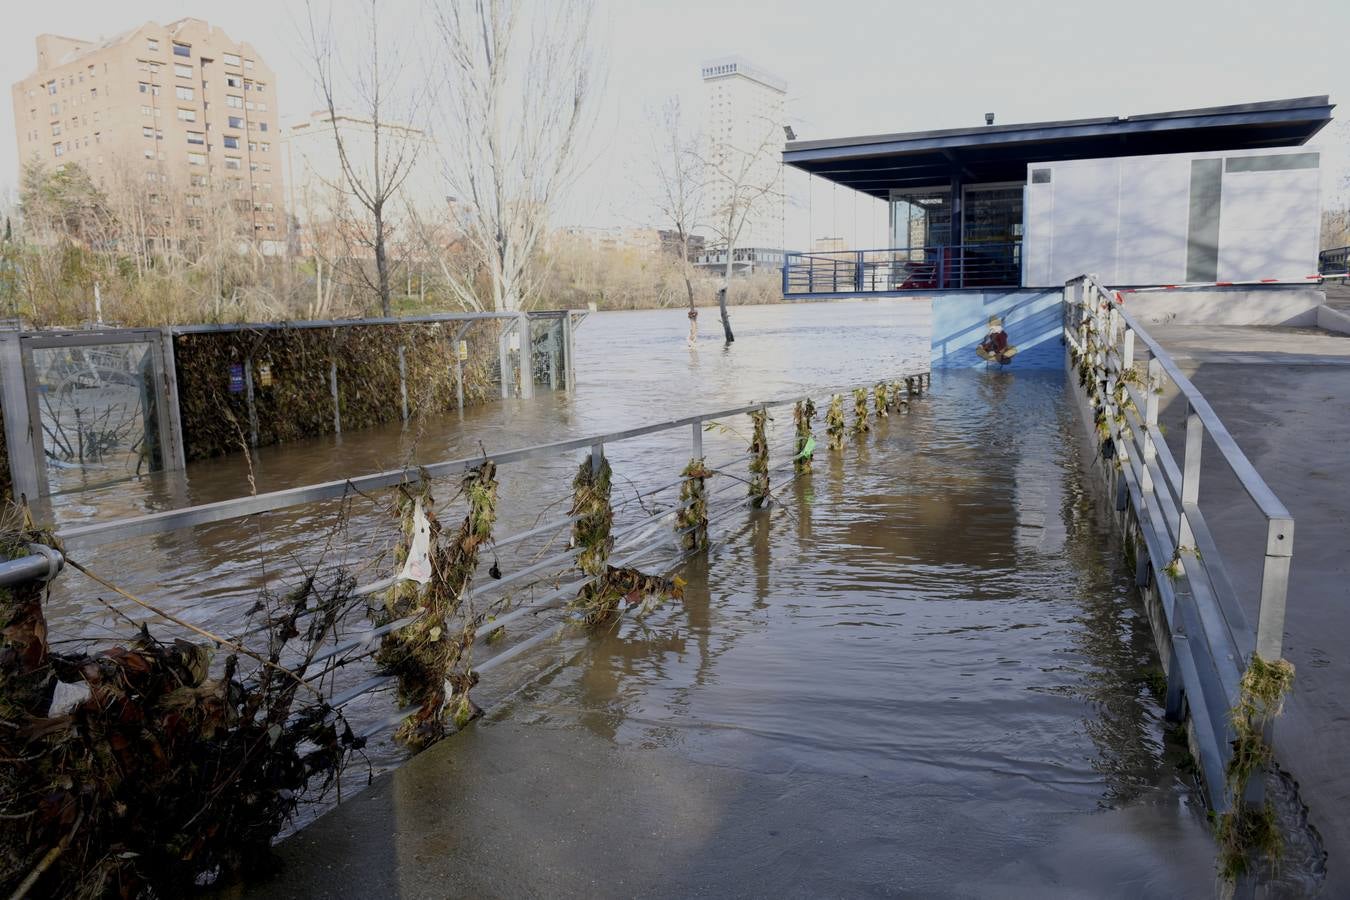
[4, 0, 1348, 250]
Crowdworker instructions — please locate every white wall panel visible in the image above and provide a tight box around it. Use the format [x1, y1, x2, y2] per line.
[1022, 147, 1320, 287]
[1024, 179, 1053, 287]
[1049, 159, 1120, 284]
[1218, 166, 1321, 281]
[1116, 155, 1189, 285]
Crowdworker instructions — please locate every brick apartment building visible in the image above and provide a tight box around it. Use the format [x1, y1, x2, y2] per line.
[10, 18, 285, 254]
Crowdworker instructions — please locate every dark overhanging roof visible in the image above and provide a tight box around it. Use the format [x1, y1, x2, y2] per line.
[783, 96, 1335, 199]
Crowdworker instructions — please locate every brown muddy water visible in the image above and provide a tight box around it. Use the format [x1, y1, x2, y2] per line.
[32, 301, 1315, 896]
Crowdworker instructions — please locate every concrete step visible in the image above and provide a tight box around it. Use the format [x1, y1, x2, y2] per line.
[1323, 280, 1350, 310]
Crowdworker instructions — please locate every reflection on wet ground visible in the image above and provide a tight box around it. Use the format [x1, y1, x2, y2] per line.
[255, 367, 1232, 899]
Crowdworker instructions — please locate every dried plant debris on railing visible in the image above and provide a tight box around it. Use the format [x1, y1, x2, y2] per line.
[1214, 654, 1297, 882]
[826, 394, 846, 450]
[748, 408, 771, 509]
[571, 453, 614, 579]
[793, 399, 816, 475]
[0, 522, 359, 898]
[574, 566, 686, 629]
[377, 463, 498, 751]
[677, 457, 713, 551]
[571, 453, 682, 625]
[873, 383, 889, 419]
[851, 387, 871, 436]
[890, 380, 910, 413]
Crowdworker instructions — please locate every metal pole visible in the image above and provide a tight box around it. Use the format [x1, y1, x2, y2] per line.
[1178, 400, 1203, 548]
[517, 313, 534, 400]
[548, 320, 560, 391]
[1256, 517, 1294, 661]
[398, 345, 409, 423]
[0, 332, 41, 500]
[330, 357, 341, 436]
[1141, 359, 1161, 496]
[499, 320, 514, 400]
[591, 442, 604, 476]
[156, 328, 187, 471]
[691, 420, 703, 460]
[243, 357, 259, 448]
[562, 313, 575, 394]
[453, 321, 474, 414]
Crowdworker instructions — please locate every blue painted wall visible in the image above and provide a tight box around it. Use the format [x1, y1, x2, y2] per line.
[930, 289, 1064, 369]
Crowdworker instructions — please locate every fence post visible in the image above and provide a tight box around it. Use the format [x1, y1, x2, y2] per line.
[0, 331, 41, 500]
[1256, 516, 1294, 661]
[517, 313, 534, 400]
[398, 344, 409, 423]
[453, 321, 473, 413]
[499, 320, 514, 399]
[691, 420, 703, 460]
[1178, 400, 1202, 549]
[782, 256, 790, 296]
[243, 356, 259, 448]
[330, 356, 341, 435]
[855, 250, 864, 292]
[155, 328, 187, 472]
[562, 312, 575, 394]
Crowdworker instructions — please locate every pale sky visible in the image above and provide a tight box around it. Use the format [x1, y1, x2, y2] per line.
[4, 0, 1348, 251]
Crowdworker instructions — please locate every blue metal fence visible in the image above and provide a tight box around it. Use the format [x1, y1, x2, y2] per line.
[782, 243, 1022, 295]
[1319, 245, 1349, 276]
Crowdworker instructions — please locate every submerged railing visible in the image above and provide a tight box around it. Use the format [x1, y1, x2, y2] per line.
[782, 243, 1022, 295]
[29, 370, 932, 734]
[1063, 274, 1293, 813]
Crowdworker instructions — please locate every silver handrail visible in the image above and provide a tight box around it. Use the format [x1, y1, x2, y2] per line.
[1064, 273, 1294, 813]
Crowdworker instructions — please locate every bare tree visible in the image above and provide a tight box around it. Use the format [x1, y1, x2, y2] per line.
[646, 97, 705, 344]
[703, 118, 784, 344]
[428, 0, 599, 313]
[305, 0, 427, 317]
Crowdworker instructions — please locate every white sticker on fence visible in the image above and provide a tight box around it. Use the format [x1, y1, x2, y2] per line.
[399, 498, 433, 584]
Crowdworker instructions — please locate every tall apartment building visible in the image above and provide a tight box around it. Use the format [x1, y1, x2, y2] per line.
[700, 56, 786, 253]
[10, 19, 285, 254]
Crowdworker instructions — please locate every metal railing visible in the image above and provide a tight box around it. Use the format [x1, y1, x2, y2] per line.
[1319, 245, 1349, 276]
[0, 308, 586, 500]
[33, 370, 930, 745]
[1063, 274, 1292, 812]
[782, 243, 1022, 295]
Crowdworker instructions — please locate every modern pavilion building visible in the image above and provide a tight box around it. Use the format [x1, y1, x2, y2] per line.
[780, 96, 1335, 365]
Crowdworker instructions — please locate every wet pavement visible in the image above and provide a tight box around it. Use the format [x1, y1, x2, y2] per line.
[1153, 323, 1350, 895]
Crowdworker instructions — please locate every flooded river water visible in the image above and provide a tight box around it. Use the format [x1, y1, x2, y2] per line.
[38, 300, 1272, 895]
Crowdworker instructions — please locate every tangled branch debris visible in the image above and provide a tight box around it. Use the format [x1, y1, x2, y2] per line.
[377, 462, 498, 751]
[571, 453, 614, 580]
[851, 387, 871, 436]
[0, 521, 357, 898]
[571, 453, 684, 625]
[676, 458, 713, 551]
[793, 399, 816, 475]
[826, 394, 846, 450]
[873, 383, 889, 419]
[1214, 653, 1296, 881]
[748, 408, 771, 508]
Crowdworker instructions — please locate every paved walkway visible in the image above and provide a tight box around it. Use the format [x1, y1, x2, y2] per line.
[1152, 323, 1350, 893]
